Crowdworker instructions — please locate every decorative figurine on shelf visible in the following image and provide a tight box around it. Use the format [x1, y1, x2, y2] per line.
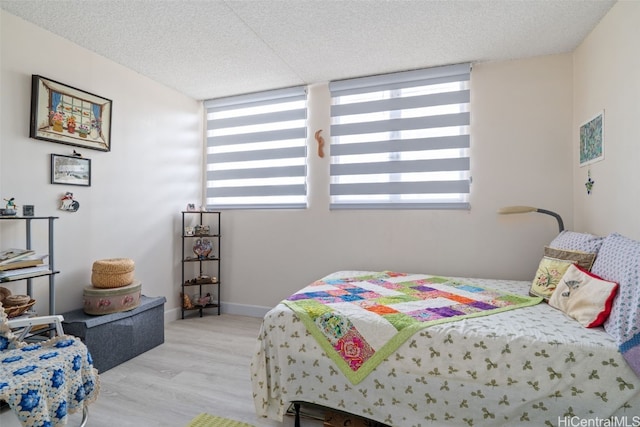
[2, 198, 17, 216]
[59, 192, 80, 212]
[182, 292, 194, 309]
[189, 275, 216, 285]
[194, 224, 210, 236]
[194, 293, 211, 307]
[192, 238, 213, 259]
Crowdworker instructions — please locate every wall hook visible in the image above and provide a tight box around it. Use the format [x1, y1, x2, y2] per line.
[315, 129, 325, 158]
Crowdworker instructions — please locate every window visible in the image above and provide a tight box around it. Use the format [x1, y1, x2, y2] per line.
[204, 87, 307, 209]
[329, 63, 471, 209]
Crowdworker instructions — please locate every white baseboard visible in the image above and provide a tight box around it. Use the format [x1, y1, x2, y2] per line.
[221, 302, 272, 318]
[164, 302, 271, 322]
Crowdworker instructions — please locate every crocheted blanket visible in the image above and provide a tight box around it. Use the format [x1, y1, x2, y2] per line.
[0, 308, 100, 427]
[283, 271, 542, 384]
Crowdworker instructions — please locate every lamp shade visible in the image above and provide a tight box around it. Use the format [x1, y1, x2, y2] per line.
[497, 206, 537, 215]
[498, 205, 564, 233]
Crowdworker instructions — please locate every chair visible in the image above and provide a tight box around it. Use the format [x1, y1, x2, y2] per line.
[0, 302, 100, 426]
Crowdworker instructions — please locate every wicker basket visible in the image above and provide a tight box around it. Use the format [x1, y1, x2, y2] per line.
[0, 286, 11, 304]
[5, 299, 36, 318]
[91, 258, 135, 289]
[3, 294, 31, 307]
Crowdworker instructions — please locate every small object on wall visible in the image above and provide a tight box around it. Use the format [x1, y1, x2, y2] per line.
[59, 192, 80, 212]
[585, 169, 595, 195]
[315, 129, 325, 158]
[22, 205, 35, 216]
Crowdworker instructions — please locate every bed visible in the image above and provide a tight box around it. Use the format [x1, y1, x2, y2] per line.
[250, 231, 640, 426]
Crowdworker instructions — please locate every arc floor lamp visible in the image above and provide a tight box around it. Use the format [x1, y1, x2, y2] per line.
[497, 206, 565, 233]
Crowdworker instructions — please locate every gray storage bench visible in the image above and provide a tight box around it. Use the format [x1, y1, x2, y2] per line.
[61, 295, 166, 372]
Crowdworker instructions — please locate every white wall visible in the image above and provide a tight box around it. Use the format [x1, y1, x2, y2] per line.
[224, 54, 574, 313]
[572, 1, 640, 239]
[0, 11, 202, 318]
[1, 11, 577, 318]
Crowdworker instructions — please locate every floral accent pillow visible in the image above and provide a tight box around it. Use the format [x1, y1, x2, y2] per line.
[548, 264, 618, 328]
[530, 256, 577, 300]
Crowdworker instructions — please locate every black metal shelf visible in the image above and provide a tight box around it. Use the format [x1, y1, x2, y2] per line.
[180, 211, 221, 319]
[182, 257, 220, 262]
[182, 303, 219, 311]
[182, 281, 220, 287]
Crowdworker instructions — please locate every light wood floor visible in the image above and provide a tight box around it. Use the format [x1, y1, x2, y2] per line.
[0, 314, 324, 427]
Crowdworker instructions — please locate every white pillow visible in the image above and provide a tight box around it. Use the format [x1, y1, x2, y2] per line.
[548, 264, 618, 328]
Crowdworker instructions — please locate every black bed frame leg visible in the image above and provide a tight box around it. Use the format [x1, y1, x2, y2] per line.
[294, 402, 301, 427]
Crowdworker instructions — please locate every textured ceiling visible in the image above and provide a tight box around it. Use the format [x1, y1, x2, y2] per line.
[0, 0, 615, 101]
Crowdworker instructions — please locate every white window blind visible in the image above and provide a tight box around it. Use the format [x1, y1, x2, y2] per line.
[205, 86, 307, 209]
[329, 63, 471, 210]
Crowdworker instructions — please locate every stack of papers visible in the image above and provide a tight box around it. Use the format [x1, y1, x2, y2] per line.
[0, 254, 48, 271]
[0, 265, 51, 281]
[0, 249, 50, 281]
[0, 248, 35, 265]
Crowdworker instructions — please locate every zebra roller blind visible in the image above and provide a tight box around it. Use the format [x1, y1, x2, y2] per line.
[205, 86, 307, 209]
[329, 63, 471, 210]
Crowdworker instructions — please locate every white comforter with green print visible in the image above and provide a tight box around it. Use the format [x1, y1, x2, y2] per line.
[251, 271, 640, 427]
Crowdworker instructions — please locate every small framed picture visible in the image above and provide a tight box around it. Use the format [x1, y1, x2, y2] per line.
[186, 203, 196, 211]
[22, 205, 35, 216]
[579, 110, 604, 167]
[51, 154, 91, 186]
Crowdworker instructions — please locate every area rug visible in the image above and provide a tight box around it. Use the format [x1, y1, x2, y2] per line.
[186, 413, 255, 427]
[283, 271, 543, 384]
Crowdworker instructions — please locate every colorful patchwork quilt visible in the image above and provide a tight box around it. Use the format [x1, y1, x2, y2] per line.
[252, 272, 640, 426]
[283, 271, 542, 384]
